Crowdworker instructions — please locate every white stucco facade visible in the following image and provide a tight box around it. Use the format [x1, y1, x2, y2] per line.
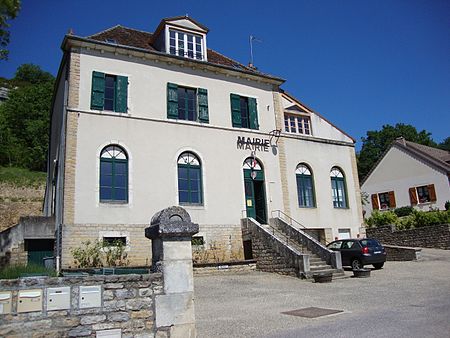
[361, 144, 450, 217]
[45, 17, 363, 268]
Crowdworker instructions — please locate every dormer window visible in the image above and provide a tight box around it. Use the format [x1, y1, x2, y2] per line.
[284, 114, 311, 135]
[169, 29, 204, 60]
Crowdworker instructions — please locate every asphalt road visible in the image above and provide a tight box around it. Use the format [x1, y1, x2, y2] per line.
[194, 249, 450, 338]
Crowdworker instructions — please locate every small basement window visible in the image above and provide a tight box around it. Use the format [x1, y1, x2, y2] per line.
[191, 236, 204, 246]
[103, 237, 127, 246]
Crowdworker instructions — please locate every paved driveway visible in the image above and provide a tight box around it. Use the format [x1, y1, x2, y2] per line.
[194, 249, 450, 338]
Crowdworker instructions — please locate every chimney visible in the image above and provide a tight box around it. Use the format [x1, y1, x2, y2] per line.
[396, 137, 406, 146]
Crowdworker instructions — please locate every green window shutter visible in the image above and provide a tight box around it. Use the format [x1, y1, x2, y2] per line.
[197, 88, 209, 123]
[230, 94, 241, 127]
[91, 71, 105, 110]
[248, 97, 259, 130]
[167, 83, 179, 119]
[115, 76, 128, 113]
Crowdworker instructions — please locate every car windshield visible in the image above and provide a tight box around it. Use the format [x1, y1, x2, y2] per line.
[360, 239, 380, 247]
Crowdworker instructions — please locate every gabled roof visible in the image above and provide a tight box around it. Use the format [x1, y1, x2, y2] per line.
[361, 137, 450, 185]
[80, 23, 283, 83]
[153, 15, 209, 36]
[281, 91, 356, 143]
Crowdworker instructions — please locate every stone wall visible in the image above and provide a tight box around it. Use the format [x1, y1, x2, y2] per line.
[0, 273, 162, 338]
[366, 224, 450, 250]
[383, 245, 422, 261]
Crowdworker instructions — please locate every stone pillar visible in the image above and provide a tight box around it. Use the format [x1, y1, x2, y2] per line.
[145, 206, 199, 338]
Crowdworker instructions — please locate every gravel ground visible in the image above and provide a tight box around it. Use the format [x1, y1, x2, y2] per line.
[194, 249, 450, 338]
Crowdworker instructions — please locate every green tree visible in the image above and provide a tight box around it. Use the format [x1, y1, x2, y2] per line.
[0, 64, 54, 171]
[358, 123, 437, 181]
[14, 63, 54, 85]
[438, 136, 450, 151]
[0, 0, 21, 60]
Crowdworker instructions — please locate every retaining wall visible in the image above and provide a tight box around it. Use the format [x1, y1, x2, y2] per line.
[366, 224, 450, 250]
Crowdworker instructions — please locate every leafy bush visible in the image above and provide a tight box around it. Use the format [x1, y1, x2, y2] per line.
[412, 210, 450, 228]
[366, 211, 398, 228]
[394, 206, 414, 217]
[396, 215, 415, 230]
[0, 264, 57, 280]
[71, 239, 129, 268]
[71, 240, 103, 268]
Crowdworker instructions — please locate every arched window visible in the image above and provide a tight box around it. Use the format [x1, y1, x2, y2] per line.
[296, 164, 315, 207]
[178, 152, 203, 205]
[100, 145, 128, 202]
[330, 167, 347, 208]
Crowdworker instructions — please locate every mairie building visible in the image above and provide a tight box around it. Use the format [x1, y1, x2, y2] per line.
[43, 16, 364, 269]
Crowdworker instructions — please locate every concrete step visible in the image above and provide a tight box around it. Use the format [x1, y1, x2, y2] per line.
[310, 265, 333, 271]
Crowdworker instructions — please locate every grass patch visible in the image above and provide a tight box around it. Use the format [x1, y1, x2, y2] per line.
[0, 264, 57, 280]
[0, 166, 46, 188]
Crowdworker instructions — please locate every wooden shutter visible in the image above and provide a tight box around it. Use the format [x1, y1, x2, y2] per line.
[409, 187, 418, 205]
[388, 191, 396, 208]
[230, 94, 241, 127]
[167, 83, 178, 119]
[371, 194, 379, 210]
[91, 71, 105, 110]
[428, 184, 437, 202]
[115, 76, 128, 113]
[248, 97, 259, 130]
[197, 88, 209, 123]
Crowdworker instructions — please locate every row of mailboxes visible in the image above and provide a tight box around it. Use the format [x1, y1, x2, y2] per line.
[0, 285, 102, 314]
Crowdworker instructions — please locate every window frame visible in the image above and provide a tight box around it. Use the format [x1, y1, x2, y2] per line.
[284, 113, 312, 135]
[295, 164, 316, 208]
[330, 167, 348, 209]
[177, 152, 203, 206]
[169, 29, 204, 60]
[99, 145, 129, 204]
[230, 94, 259, 130]
[416, 185, 431, 204]
[91, 71, 128, 113]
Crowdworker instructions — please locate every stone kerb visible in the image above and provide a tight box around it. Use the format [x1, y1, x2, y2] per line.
[145, 206, 199, 338]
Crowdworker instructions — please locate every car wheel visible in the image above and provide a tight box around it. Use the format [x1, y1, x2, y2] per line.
[351, 258, 363, 270]
[373, 263, 384, 269]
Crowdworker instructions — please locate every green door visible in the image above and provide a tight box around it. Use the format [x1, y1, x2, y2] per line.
[28, 250, 53, 266]
[243, 168, 267, 224]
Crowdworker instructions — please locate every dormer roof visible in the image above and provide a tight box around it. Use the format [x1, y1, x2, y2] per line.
[153, 15, 209, 37]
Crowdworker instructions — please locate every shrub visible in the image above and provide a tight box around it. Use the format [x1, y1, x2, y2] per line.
[412, 210, 450, 228]
[71, 240, 103, 268]
[394, 206, 414, 217]
[104, 239, 129, 267]
[396, 215, 415, 230]
[366, 211, 398, 228]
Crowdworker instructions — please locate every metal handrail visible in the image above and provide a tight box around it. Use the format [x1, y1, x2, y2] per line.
[242, 214, 302, 250]
[270, 209, 331, 245]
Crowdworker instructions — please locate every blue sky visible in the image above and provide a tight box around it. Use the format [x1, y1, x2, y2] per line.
[2, 0, 449, 149]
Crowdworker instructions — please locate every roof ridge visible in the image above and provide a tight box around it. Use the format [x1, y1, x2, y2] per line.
[115, 25, 153, 36]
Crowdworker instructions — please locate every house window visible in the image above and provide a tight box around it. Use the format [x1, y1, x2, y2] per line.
[230, 94, 258, 129]
[91, 71, 128, 113]
[330, 167, 348, 208]
[371, 191, 396, 210]
[178, 152, 203, 205]
[167, 83, 209, 123]
[169, 29, 204, 60]
[100, 145, 128, 203]
[295, 164, 315, 208]
[409, 184, 436, 205]
[103, 237, 127, 247]
[284, 114, 311, 135]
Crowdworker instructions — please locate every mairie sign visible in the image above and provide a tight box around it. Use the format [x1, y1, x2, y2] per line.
[237, 136, 270, 152]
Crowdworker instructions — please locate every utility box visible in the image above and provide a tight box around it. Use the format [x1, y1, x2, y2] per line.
[0, 291, 12, 314]
[17, 289, 42, 313]
[79, 285, 101, 308]
[47, 286, 71, 311]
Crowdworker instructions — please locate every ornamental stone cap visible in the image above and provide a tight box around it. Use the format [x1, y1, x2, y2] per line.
[145, 206, 199, 239]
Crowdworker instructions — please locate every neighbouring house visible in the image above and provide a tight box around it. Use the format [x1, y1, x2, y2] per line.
[361, 137, 450, 217]
[42, 16, 363, 270]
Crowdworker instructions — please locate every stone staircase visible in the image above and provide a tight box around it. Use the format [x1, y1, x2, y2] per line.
[242, 217, 344, 279]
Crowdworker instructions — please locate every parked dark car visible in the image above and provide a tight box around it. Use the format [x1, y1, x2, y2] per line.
[326, 238, 386, 270]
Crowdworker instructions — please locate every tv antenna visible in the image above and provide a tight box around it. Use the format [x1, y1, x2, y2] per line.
[249, 35, 262, 67]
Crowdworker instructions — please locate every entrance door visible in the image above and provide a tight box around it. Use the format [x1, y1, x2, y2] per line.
[25, 239, 54, 266]
[243, 158, 267, 224]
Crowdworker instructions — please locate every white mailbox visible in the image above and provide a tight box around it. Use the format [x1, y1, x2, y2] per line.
[0, 291, 12, 314]
[47, 286, 71, 311]
[17, 289, 42, 313]
[79, 285, 101, 308]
